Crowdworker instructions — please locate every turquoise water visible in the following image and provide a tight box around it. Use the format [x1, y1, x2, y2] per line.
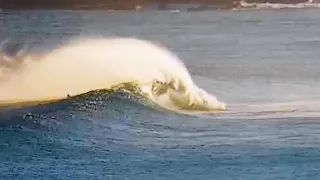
[1, 9, 320, 180]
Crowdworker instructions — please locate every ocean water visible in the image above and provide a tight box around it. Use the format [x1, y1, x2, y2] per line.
[1, 8, 320, 180]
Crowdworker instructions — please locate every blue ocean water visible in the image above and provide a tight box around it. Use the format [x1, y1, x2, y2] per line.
[1, 8, 320, 180]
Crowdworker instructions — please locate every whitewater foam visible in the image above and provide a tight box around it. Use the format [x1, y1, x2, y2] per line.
[235, 0, 320, 10]
[0, 37, 226, 113]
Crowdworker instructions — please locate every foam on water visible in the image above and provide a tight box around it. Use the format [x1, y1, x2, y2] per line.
[0, 37, 226, 113]
[236, 0, 320, 10]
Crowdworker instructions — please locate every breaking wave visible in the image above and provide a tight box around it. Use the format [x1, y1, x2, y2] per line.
[0, 37, 226, 114]
[235, 0, 320, 10]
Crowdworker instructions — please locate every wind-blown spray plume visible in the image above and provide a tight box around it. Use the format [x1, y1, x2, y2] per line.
[0, 37, 226, 114]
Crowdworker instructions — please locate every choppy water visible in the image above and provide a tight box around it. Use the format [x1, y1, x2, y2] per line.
[1, 8, 320, 180]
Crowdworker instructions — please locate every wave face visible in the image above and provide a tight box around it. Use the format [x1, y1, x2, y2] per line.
[0, 37, 226, 114]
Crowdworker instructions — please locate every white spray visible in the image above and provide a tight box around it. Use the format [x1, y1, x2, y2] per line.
[0, 37, 226, 113]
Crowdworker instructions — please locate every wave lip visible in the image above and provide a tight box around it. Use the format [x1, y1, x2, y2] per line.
[0, 37, 226, 114]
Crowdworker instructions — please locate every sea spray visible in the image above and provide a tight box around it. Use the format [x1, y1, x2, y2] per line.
[0, 37, 226, 113]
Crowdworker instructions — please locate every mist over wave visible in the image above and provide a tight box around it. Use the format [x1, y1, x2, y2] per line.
[0, 37, 226, 114]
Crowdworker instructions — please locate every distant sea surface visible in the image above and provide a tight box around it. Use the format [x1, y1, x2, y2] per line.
[1, 7, 320, 180]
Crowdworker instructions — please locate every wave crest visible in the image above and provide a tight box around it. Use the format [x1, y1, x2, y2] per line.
[0, 37, 226, 114]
